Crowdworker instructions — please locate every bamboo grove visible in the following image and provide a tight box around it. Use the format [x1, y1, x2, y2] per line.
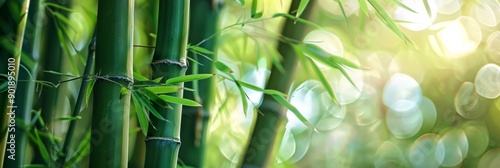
[3, 0, 497, 167]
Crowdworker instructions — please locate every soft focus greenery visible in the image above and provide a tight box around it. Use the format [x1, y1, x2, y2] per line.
[1, 0, 500, 167]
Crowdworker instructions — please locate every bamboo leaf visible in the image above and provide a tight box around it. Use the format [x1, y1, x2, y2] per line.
[273, 13, 323, 29]
[165, 74, 214, 85]
[387, 0, 417, 13]
[293, 44, 311, 74]
[271, 94, 318, 133]
[159, 95, 201, 107]
[64, 131, 91, 167]
[139, 89, 171, 108]
[366, 0, 413, 44]
[58, 116, 82, 121]
[251, 0, 263, 18]
[233, 76, 248, 115]
[263, 89, 287, 97]
[145, 86, 180, 94]
[218, 73, 249, 115]
[188, 45, 213, 55]
[306, 57, 340, 105]
[422, 0, 432, 17]
[33, 129, 50, 162]
[43, 70, 77, 77]
[303, 44, 359, 91]
[132, 92, 149, 136]
[85, 79, 96, 104]
[296, 0, 310, 18]
[133, 71, 149, 81]
[335, 0, 350, 27]
[214, 61, 233, 73]
[136, 91, 168, 121]
[0, 81, 7, 93]
[44, 2, 75, 13]
[234, 0, 245, 6]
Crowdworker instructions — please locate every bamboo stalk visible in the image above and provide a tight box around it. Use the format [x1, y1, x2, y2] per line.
[0, 0, 31, 166]
[144, 0, 189, 167]
[58, 33, 95, 167]
[89, 0, 133, 167]
[179, 0, 221, 167]
[240, 0, 315, 167]
[35, 0, 72, 164]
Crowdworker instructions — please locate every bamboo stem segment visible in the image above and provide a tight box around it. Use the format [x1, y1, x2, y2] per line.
[240, 0, 315, 167]
[89, 0, 133, 167]
[179, 0, 221, 167]
[144, 0, 189, 167]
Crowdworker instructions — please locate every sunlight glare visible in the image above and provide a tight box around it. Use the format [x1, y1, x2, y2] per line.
[428, 17, 481, 59]
[394, 0, 437, 31]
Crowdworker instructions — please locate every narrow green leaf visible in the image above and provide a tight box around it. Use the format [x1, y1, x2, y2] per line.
[329, 55, 360, 69]
[139, 89, 171, 108]
[188, 45, 214, 55]
[273, 13, 323, 29]
[306, 57, 339, 105]
[44, 2, 75, 13]
[159, 95, 201, 107]
[296, 0, 310, 18]
[64, 131, 91, 167]
[165, 74, 214, 85]
[251, 0, 263, 18]
[271, 94, 318, 133]
[133, 71, 149, 81]
[234, 0, 245, 6]
[135, 91, 168, 121]
[335, 0, 350, 28]
[263, 89, 287, 97]
[149, 33, 157, 39]
[366, 0, 413, 44]
[132, 92, 149, 136]
[214, 61, 233, 73]
[422, 0, 432, 17]
[232, 75, 248, 115]
[33, 129, 50, 162]
[58, 116, 82, 121]
[293, 44, 310, 74]
[387, 0, 417, 13]
[0, 81, 7, 93]
[153, 77, 163, 83]
[145, 86, 180, 94]
[85, 79, 96, 107]
[43, 70, 77, 77]
[303, 44, 359, 91]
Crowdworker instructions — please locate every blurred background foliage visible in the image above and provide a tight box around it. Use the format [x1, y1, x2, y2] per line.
[1, 0, 500, 167]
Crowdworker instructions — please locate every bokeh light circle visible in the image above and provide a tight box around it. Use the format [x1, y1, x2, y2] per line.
[409, 134, 440, 168]
[383, 73, 422, 113]
[486, 31, 500, 62]
[455, 82, 484, 119]
[474, 63, 500, 99]
[434, 128, 468, 167]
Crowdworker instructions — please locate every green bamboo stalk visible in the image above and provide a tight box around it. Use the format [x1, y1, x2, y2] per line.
[144, 0, 189, 167]
[179, 0, 221, 167]
[240, 0, 315, 167]
[57, 33, 95, 167]
[0, 0, 21, 164]
[35, 0, 71, 165]
[89, 0, 133, 167]
[0, 0, 31, 167]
